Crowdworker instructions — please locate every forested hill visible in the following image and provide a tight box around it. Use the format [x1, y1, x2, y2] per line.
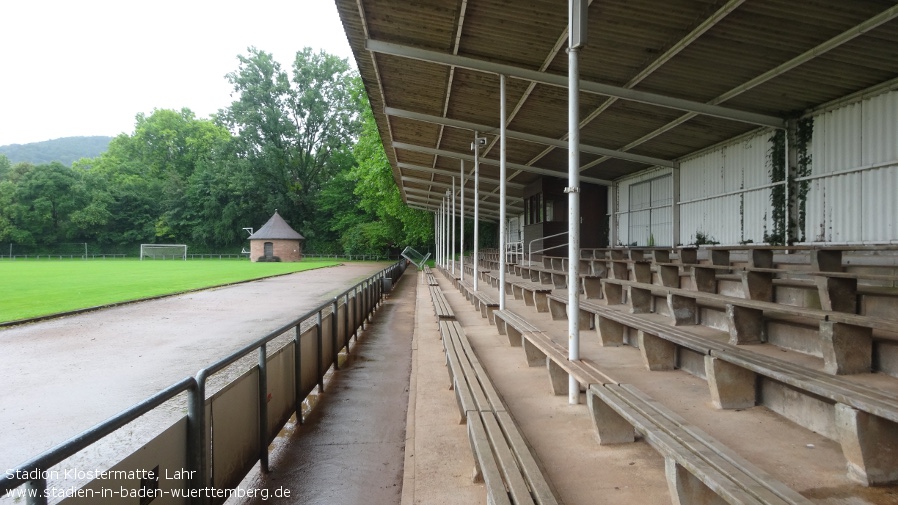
[0, 136, 113, 166]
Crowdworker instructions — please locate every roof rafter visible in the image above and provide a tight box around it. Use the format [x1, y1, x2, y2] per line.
[397, 162, 525, 189]
[582, 2, 898, 172]
[393, 141, 612, 186]
[366, 39, 785, 129]
[386, 106, 675, 168]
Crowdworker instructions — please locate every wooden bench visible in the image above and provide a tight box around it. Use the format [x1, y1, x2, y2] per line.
[546, 293, 898, 485]
[587, 383, 812, 505]
[493, 309, 613, 394]
[473, 291, 500, 324]
[509, 281, 552, 312]
[490, 303, 817, 499]
[438, 320, 560, 505]
[423, 265, 439, 286]
[429, 285, 455, 320]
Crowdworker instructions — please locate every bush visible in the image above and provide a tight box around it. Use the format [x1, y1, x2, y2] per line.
[256, 256, 282, 262]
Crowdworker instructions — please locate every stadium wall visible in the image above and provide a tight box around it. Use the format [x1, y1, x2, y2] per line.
[609, 87, 898, 246]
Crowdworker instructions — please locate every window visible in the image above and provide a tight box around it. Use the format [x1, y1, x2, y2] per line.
[627, 176, 672, 246]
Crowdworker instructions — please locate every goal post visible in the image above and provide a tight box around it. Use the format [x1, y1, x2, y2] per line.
[140, 244, 188, 260]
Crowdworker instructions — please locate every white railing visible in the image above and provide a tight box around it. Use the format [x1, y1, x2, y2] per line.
[528, 231, 569, 264]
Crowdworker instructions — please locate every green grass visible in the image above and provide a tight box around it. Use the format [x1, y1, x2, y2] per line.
[0, 258, 342, 323]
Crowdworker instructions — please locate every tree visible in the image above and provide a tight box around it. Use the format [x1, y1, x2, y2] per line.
[347, 97, 433, 253]
[218, 47, 363, 242]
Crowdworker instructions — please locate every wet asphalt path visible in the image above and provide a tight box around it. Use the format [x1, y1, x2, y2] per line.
[231, 267, 415, 505]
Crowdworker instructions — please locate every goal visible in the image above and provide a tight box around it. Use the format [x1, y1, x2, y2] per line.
[140, 244, 188, 260]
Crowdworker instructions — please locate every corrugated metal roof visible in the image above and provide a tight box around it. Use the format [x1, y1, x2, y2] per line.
[248, 212, 305, 240]
[335, 0, 898, 219]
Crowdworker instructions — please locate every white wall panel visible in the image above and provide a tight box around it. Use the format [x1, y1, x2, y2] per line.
[805, 89, 898, 243]
[678, 130, 773, 245]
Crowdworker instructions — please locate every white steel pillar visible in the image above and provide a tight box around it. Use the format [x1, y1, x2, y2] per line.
[567, 0, 586, 405]
[434, 211, 439, 266]
[444, 193, 450, 268]
[438, 201, 443, 267]
[499, 74, 508, 310]
[460, 160, 465, 282]
[452, 177, 456, 275]
[473, 132, 481, 292]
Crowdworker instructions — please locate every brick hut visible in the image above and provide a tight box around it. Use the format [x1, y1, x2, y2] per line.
[248, 211, 305, 262]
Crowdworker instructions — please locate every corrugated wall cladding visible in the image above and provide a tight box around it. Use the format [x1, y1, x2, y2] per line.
[678, 130, 774, 245]
[805, 89, 898, 243]
[615, 167, 673, 246]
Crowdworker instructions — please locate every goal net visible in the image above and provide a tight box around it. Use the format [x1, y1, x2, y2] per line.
[140, 244, 187, 260]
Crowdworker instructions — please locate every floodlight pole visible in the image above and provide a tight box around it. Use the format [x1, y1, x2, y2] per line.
[473, 131, 481, 292]
[460, 160, 465, 282]
[499, 74, 508, 310]
[567, 0, 586, 405]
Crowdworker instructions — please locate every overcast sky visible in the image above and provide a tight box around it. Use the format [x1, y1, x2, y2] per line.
[0, 1, 354, 146]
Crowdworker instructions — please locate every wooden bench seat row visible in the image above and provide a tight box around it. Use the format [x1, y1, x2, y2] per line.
[491, 308, 811, 503]
[588, 383, 812, 505]
[423, 265, 439, 286]
[543, 292, 898, 486]
[599, 276, 898, 375]
[438, 320, 559, 505]
[429, 285, 455, 320]
[457, 279, 500, 324]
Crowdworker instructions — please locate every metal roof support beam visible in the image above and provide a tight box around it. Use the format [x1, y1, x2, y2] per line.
[581, 3, 898, 173]
[367, 39, 785, 129]
[404, 188, 522, 213]
[385, 107, 675, 169]
[567, 2, 582, 405]
[460, 160, 465, 281]
[407, 195, 503, 220]
[393, 142, 612, 186]
[473, 131, 481, 292]
[400, 177, 522, 204]
[499, 74, 508, 310]
[452, 177, 456, 275]
[398, 162, 525, 189]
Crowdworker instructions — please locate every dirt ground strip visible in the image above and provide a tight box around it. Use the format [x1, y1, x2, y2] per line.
[0, 262, 388, 473]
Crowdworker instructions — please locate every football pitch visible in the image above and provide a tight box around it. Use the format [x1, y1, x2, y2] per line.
[0, 258, 343, 324]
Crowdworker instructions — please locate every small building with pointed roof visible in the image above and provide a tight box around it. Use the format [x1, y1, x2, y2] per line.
[248, 211, 305, 262]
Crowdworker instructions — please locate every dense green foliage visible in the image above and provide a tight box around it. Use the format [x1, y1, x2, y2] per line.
[0, 259, 340, 323]
[0, 48, 434, 255]
[0, 136, 113, 166]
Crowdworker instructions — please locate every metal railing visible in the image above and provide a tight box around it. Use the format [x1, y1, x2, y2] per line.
[528, 231, 569, 263]
[506, 241, 523, 265]
[0, 260, 407, 505]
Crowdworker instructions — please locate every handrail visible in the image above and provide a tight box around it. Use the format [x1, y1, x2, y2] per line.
[528, 231, 569, 263]
[0, 259, 407, 505]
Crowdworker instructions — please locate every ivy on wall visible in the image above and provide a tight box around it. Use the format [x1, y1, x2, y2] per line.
[765, 118, 813, 245]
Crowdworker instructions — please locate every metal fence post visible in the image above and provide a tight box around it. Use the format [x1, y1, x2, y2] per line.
[190, 372, 208, 505]
[316, 311, 324, 393]
[26, 477, 47, 505]
[258, 344, 269, 473]
[332, 298, 339, 373]
[294, 325, 303, 424]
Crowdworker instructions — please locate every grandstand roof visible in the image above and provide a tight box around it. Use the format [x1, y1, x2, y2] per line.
[248, 212, 305, 241]
[335, 0, 898, 218]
